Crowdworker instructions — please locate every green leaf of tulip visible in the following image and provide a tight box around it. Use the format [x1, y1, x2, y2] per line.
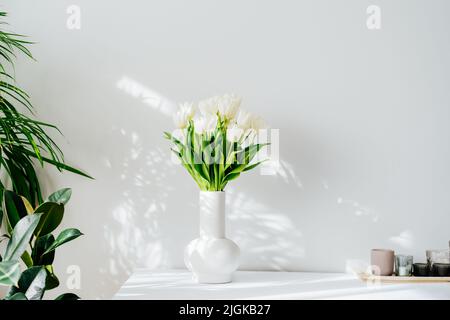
[165, 95, 270, 191]
[47, 188, 72, 205]
[243, 159, 268, 172]
[4, 213, 42, 261]
[43, 228, 83, 255]
[0, 260, 21, 286]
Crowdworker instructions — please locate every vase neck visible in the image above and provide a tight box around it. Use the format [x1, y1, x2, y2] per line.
[199, 191, 225, 238]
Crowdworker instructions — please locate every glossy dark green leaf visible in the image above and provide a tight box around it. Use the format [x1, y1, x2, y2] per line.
[45, 269, 59, 290]
[32, 234, 55, 265]
[47, 188, 72, 205]
[55, 293, 80, 300]
[6, 292, 27, 300]
[4, 213, 42, 261]
[0, 260, 20, 286]
[3, 190, 28, 229]
[7, 266, 47, 300]
[44, 228, 83, 255]
[34, 202, 64, 237]
[2, 150, 39, 206]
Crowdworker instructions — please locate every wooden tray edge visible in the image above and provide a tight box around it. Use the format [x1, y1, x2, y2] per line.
[357, 273, 450, 283]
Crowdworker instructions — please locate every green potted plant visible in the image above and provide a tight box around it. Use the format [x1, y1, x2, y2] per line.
[0, 11, 91, 299]
[0, 188, 82, 300]
[0, 11, 91, 207]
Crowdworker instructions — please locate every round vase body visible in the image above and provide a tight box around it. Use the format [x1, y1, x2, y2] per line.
[184, 191, 240, 284]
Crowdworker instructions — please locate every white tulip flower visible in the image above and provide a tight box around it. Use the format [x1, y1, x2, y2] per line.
[227, 124, 244, 142]
[236, 110, 253, 130]
[194, 114, 218, 135]
[198, 96, 219, 116]
[250, 115, 267, 131]
[173, 102, 196, 129]
[218, 94, 241, 121]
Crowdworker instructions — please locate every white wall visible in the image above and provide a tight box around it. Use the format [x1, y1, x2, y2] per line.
[4, 0, 450, 299]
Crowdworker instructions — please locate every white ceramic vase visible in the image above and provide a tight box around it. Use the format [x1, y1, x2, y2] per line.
[184, 191, 240, 284]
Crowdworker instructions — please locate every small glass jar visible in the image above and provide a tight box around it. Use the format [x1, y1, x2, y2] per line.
[426, 250, 450, 270]
[395, 255, 413, 277]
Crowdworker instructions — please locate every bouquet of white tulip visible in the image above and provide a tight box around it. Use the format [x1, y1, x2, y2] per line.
[164, 94, 269, 191]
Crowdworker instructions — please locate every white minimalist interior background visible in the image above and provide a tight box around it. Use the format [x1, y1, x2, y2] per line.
[4, 0, 449, 299]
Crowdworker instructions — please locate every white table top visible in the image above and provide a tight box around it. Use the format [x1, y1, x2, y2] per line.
[113, 269, 450, 300]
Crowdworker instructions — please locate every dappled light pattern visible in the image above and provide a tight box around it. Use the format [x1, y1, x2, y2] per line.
[117, 76, 175, 116]
[88, 77, 185, 299]
[99, 130, 176, 297]
[337, 197, 379, 222]
[226, 189, 305, 271]
[270, 160, 303, 188]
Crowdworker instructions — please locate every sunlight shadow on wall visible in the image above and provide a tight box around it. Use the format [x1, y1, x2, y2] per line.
[99, 139, 176, 296]
[226, 188, 305, 271]
[336, 196, 379, 222]
[268, 159, 303, 188]
[116, 76, 175, 116]
[96, 77, 180, 298]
